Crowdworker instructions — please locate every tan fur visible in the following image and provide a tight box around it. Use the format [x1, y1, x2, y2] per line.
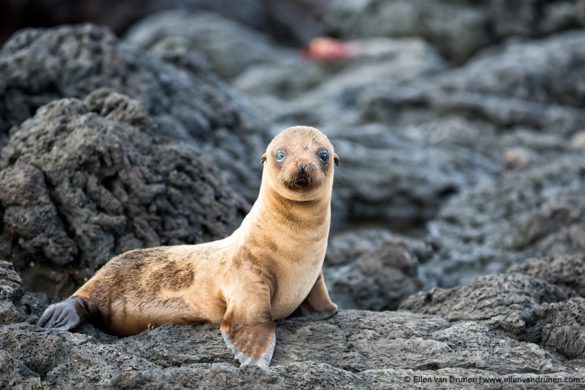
[71, 126, 338, 350]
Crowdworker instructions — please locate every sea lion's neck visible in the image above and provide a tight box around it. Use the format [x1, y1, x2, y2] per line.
[264, 185, 329, 222]
[238, 184, 331, 241]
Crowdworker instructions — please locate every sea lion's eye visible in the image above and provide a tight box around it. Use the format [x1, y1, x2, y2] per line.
[275, 150, 286, 163]
[318, 150, 329, 163]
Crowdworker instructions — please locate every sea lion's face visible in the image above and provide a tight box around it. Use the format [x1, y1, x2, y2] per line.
[262, 126, 339, 202]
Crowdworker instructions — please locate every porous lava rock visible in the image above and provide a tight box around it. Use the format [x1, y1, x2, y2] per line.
[0, 92, 247, 299]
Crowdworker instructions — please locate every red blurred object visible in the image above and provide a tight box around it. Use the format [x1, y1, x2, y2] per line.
[302, 37, 357, 61]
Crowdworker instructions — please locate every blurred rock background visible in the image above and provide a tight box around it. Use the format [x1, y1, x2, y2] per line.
[1, 0, 585, 388]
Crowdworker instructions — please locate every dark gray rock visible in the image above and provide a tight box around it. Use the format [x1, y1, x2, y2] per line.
[508, 255, 585, 360]
[489, 0, 585, 38]
[125, 11, 298, 81]
[0, 24, 269, 202]
[353, 34, 585, 286]
[401, 273, 576, 337]
[433, 31, 585, 109]
[325, 228, 428, 310]
[535, 298, 585, 360]
[363, 31, 585, 137]
[0, 93, 247, 299]
[330, 122, 499, 227]
[403, 254, 585, 364]
[509, 255, 585, 297]
[3, 247, 585, 388]
[0, 165, 78, 267]
[323, 0, 585, 63]
[234, 58, 326, 102]
[0, 260, 44, 326]
[421, 155, 585, 288]
[322, 0, 491, 63]
[244, 37, 448, 129]
[0, 312, 578, 389]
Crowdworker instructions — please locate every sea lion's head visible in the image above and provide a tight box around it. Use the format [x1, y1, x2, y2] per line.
[261, 126, 339, 202]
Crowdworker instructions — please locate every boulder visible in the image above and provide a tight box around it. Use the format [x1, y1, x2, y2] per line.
[363, 31, 585, 137]
[241, 37, 448, 129]
[322, 0, 491, 62]
[401, 273, 576, 337]
[432, 31, 585, 109]
[534, 298, 585, 360]
[489, 0, 585, 38]
[403, 254, 585, 362]
[421, 155, 585, 288]
[125, 11, 298, 81]
[322, 0, 585, 63]
[324, 228, 428, 310]
[329, 122, 499, 227]
[0, 92, 247, 299]
[509, 255, 585, 297]
[0, 24, 268, 202]
[0, 260, 44, 326]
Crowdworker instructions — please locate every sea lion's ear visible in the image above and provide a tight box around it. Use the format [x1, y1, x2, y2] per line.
[334, 153, 340, 166]
[260, 153, 267, 164]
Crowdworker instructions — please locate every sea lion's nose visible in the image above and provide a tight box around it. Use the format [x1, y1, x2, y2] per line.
[299, 162, 308, 172]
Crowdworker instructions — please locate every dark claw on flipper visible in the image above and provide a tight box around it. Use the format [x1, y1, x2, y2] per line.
[37, 297, 89, 332]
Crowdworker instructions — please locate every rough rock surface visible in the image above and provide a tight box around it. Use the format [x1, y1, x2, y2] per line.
[363, 31, 585, 138]
[421, 155, 585, 288]
[2, 257, 585, 389]
[329, 122, 499, 226]
[125, 11, 298, 81]
[323, 0, 491, 63]
[0, 261, 44, 326]
[403, 254, 585, 364]
[324, 228, 428, 311]
[401, 273, 576, 337]
[2, 3, 585, 388]
[0, 24, 269, 202]
[0, 92, 247, 299]
[0, 0, 268, 43]
[489, 0, 585, 39]
[323, 0, 585, 62]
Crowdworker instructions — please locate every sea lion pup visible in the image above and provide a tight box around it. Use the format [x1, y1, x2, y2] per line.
[37, 125, 340, 368]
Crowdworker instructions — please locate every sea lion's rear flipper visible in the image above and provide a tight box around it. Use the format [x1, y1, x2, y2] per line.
[220, 300, 276, 368]
[288, 272, 338, 320]
[36, 297, 89, 331]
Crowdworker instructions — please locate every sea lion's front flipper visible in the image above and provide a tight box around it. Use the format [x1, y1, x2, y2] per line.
[288, 272, 338, 320]
[220, 296, 276, 368]
[37, 297, 89, 331]
[221, 321, 276, 368]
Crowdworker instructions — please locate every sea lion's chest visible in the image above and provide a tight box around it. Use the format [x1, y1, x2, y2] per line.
[270, 243, 327, 319]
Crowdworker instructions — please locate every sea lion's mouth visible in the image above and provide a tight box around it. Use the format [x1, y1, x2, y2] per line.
[284, 172, 317, 190]
[295, 177, 308, 186]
